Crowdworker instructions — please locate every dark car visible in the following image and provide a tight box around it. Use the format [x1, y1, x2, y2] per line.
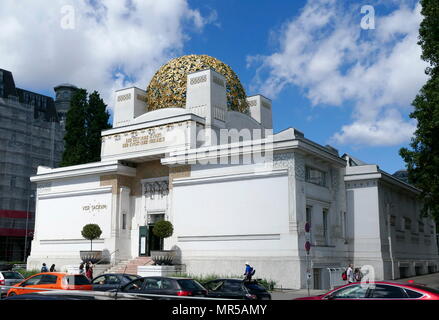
[295, 281, 439, 300]
[0, 271, 24, 297]
[118, 276, 208, 299]
[91, 273, 140, 291]
[203, 279, 271, 300]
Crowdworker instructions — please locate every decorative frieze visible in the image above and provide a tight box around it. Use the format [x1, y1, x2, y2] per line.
[190, 75, 207, 85]
[143, 180, 169, 199]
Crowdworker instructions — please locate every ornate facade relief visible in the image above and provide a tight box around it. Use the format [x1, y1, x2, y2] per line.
[143, 180, 169, 199]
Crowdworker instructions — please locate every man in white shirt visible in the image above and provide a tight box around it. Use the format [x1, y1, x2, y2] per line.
[346, 264, 354, 283]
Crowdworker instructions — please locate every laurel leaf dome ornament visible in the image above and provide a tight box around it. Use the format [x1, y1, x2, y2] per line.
[146, 54, 249, 113]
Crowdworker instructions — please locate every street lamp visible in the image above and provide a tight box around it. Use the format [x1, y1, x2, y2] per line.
[24, 193, 35, 262]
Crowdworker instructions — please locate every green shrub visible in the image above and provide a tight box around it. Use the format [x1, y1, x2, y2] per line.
[15, 269, 40, 279]
[81, 224, 102, 251]
[169, 273, 277, 291]
[152, 220, 173, 239]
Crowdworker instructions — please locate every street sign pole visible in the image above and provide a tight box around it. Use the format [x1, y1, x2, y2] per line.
[304, 222, 311, 296]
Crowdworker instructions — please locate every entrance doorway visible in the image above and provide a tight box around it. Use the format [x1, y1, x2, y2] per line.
[138, 224, 163, 256]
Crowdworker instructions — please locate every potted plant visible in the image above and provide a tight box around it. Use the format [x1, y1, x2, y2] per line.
[80, 224, 103, 264]
[150, 220, 175, 265]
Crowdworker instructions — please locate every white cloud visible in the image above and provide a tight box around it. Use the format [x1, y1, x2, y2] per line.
[249, 0, 427, 147]
[0, 0, 213, 112]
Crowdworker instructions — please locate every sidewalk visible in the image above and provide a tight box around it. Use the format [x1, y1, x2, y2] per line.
[271, 289, 327, 300]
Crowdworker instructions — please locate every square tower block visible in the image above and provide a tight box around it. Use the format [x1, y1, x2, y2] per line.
[247, 95, 272, 129]
[113, 87, 147, 128]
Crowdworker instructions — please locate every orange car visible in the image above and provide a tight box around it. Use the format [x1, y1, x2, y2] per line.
[7, 272, 92, 296]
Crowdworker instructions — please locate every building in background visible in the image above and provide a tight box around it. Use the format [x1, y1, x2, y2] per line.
[0, 68, 76, 261]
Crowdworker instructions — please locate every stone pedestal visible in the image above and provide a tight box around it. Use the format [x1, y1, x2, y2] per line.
[137, 265, 185, 277]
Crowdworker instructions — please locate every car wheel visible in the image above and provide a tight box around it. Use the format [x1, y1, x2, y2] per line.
[8, 292, 16, 297]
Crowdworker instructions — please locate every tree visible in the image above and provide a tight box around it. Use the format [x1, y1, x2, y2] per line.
[152, 220, 174, 239]
[399, 0, 439, 220]
[60, 89, 111, 166]
[81, 224, 102, 251]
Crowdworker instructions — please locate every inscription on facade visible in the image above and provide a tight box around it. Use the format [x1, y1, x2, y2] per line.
[122, 132, 165, 148]
[82, 203, 108, 212]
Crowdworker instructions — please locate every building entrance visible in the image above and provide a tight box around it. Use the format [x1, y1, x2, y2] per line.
[139, 224, 163, 256]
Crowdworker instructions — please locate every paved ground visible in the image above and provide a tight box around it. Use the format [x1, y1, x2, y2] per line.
[271, 272, 439, 300]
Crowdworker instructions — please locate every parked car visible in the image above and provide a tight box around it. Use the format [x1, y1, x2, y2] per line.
[203, 279, 272, 300]
[0, 271, 25, 297]
[91, 273, 140, 291]
[117, 276, 208, 299]
[295, 281, 439, 300]
[7, 272, 92, 297]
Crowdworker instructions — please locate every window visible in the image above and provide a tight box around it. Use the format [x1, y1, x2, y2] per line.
[222, 281, 244, 293]
[105, 275, 121, 285]
[390, 215, 396, 227]
[122, 213, 126, 230]
[124, 278, 145, 291]
[1, 272, 24, 279]
[418, 220, 424, 233]
[404, 217, 412, 231]
[306, 206, 312, 242]
[329, 285, 369, 299]
[92, 275, 106, 285]
[305, 167, 326, 187]
[22, 275, 43, 286]
[323, 209, 329, 244]
[64, 275, 90, 285]
[39, 275, 58, 285]
[405, 289, 423, 299]
[342, 211, 347, 240]
[10, 176, 16, 188]
[204, 280, 224, 292]
[177, 279, 204, 291]
[370, 285, 407, 299]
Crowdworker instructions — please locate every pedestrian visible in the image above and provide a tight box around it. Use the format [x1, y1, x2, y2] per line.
[244, 262, 255, 282]
[79, 262, 85, 274]
[346, 264, 354, 283]
[354, 268, 362, 281]
[86, 261, 93, 280]
[41, 263, 48, 272]
[50, 264, 56, 272]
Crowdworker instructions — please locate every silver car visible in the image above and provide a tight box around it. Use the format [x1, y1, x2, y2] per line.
[0, 271, 25, 297]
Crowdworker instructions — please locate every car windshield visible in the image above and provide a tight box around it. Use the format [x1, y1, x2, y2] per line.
[177, 279, 205, 291]
[244, 283, 267, 293]
[65, 275, 90, 285]
[1, 271, 24, 279]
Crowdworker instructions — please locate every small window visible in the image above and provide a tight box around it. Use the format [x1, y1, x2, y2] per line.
[64, 275, 90, 285]
[405, 289, 423, 299]
[404, 218, 412, 231]
[323, 209, 329, 244]
[305, 167, 326, 187]
[390, 215, 396, 227]
[418, 221, 424, 233]
[122, 213, 126, 230]
[222, 280, 244, 293]
[22, 275, 43, 286]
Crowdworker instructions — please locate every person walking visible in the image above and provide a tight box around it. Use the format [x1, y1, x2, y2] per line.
[49, 264, 56, 272]
[354, 268, 362, 282]
[41, 263, 48, 272]
[346, 264, 354, 283]
[244, 262, 255, 282]
[86, 261, 93, 280]
[79, 262, 85, 274]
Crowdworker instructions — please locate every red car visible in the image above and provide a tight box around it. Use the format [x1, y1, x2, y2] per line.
[295, 281, 439, 300]
[7, 272, 92, 297]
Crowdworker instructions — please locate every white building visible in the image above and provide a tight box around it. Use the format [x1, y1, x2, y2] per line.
[27, 55, 438, 289]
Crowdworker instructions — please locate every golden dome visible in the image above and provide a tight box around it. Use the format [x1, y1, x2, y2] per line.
[145, 54, 249, 113]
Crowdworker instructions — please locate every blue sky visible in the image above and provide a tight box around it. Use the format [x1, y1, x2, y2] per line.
[0, 0, 427, 174]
